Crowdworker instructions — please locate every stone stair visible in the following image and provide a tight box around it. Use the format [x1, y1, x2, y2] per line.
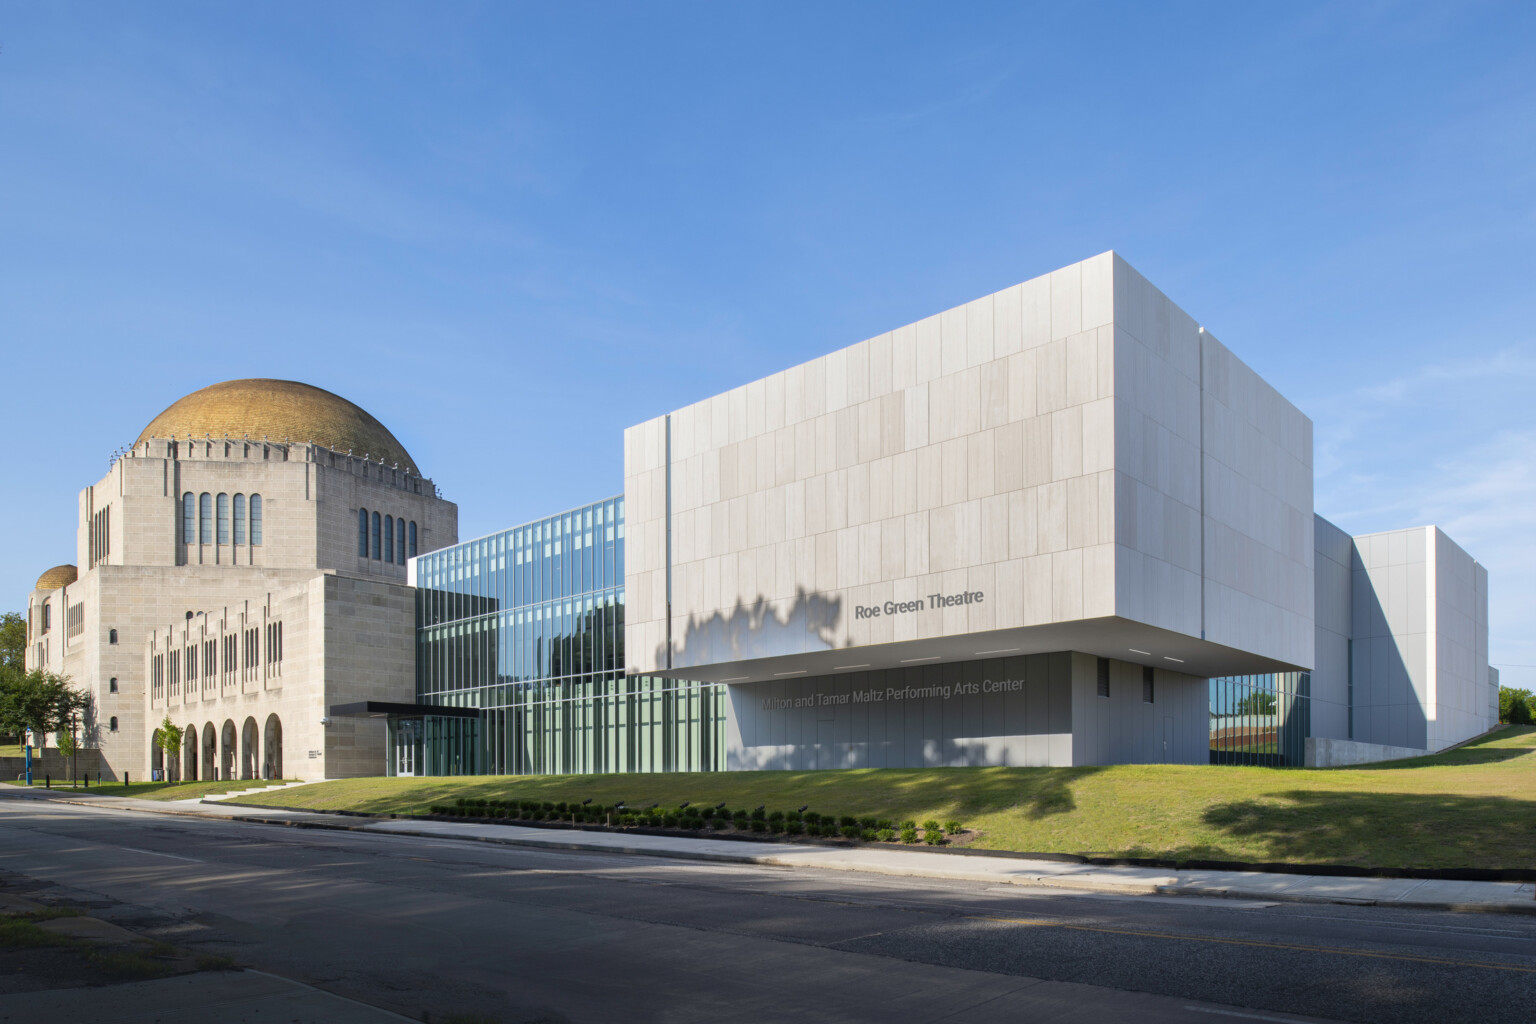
[199, 779, 317, 803]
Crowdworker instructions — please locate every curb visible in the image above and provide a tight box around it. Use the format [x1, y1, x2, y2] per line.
[11, 791, 1534, 915]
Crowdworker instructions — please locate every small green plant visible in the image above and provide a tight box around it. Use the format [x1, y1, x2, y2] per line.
[858, 817, 878, 831]
[860, 828, 878, 842]
[900, 827, 919, 844]
[767, 810, 784, 822]
[785, 820, 804, 835]
[921, 819, 942, 834]
[839, 815, 857, 828]
[750, 807, 766, 821]
[924, 830, 943, 845]
[750, 819, 767, 833]
[840, 825, 860, 839]
[769, 819, 785, 833]
[803, 811, 821, 825]
[945, 821, 963, 835]
[900, 820, 916, 831]
[876, 828, 895, 842]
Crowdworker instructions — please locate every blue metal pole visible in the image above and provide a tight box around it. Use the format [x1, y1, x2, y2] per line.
[24, 743, 31, 786]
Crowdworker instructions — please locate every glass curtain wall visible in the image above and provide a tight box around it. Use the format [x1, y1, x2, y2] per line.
[1208, 672, 1311, 766]
[412, 496, 726, 776]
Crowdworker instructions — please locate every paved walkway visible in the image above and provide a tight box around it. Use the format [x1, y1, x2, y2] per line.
[8, 786, 1533, 914]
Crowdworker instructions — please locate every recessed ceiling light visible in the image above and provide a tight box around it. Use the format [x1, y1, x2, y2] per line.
[719, 676, 749, 682]
[1163, 656, 1185, 663]
[773, 670, 807, 676]
[900, 656, 941, 663]
[1128, 649, 1151, 656]
[975, 648, 1020, 655]
[834, 664, 870, 670]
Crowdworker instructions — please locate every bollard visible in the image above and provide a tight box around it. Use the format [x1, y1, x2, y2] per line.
[84, 774, 89, 789]
[125, 772, 130, 787]
[45, 775, 50, 789]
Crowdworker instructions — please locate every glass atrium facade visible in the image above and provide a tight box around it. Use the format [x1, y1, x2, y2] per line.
[403, 496, 727, 777]
[1208, 672, 1312, 766]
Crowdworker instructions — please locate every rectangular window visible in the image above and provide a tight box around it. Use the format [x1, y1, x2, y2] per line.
[1096, 658, 1110, 698]
[1143, 666, 1155, 704]
[234, 494, 246, 545]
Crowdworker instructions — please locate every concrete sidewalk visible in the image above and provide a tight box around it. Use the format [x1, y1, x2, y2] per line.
[8, 786, 1533, 914]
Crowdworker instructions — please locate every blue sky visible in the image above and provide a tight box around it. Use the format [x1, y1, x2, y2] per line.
[2, 2, 1532, 686]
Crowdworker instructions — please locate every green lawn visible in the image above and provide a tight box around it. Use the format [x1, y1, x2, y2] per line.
[211, 727, 1534, 870]
[5, 778, 296, 801]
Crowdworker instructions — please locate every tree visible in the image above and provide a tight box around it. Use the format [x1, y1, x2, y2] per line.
[1234, 691, 1277, 717]
[1499, 686, 1534, 726]
[0, 612, 25, 674]
[156, 716, 183, 781]
[0, 669, 91, 747]
[56, 723, 77, 782]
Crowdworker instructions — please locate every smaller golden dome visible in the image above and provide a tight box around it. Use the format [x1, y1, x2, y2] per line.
[36, 565, 78, 591]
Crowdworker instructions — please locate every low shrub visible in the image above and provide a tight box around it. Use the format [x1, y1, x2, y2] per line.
[555, 802, 568, 813]
[542, 802, 556, 813]
[900, 827, 919, 844]
[786, 810, 802, 823]
[768, 810, 784, 823]
[769, 819, 785, 834]
[733, 810, 749, 823]
[860, 828, 878, 842]
[750, 819, 767, 833]
[858, 817, 878, 831]
[945, 821, 962, 835]
[921, 820, 941, 834]
[803, 811, 821, 825]
[706, 818, 725, 830]
[840, 825, 861, 839]
[750, 807, 766, 821]
[876, 828, 895, 842]
[839, 815, 857, 828]
[923, 830, 943, 846]
[900, 820, 916, 831]
[785, 820, 804, 835]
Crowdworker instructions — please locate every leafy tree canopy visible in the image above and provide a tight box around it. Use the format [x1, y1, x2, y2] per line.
[0, 669, 90, 741]
[1499, 686, 1534, 725]
[0, 612, 25, 674]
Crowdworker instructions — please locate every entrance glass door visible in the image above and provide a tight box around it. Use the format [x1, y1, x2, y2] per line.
[393, 718, 421, 777]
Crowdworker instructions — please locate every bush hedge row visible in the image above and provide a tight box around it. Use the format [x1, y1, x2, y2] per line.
[424, 797, 964, 844]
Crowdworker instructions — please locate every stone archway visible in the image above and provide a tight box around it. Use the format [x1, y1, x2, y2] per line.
[184, 723, 199, 781]
[202, 723, 217, 781]
[220, 720, 237, 781]
[240, 718, 259, 780]
[263, 714, 283, 779]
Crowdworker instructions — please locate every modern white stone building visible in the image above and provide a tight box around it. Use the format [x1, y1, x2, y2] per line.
[21, 255, 1498, 781]
[23, 380, 457, 781]
[623, 253, 1495, 769]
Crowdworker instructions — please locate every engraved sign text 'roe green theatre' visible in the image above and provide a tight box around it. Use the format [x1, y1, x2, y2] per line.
[852, 590, 984, 620]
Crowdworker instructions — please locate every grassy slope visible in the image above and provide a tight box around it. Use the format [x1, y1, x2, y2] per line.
[4, 778, 295, 801]
[223, 726, 1536, 870]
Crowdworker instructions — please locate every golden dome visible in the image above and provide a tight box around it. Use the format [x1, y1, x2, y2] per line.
[36, 565, 78, 591]
[135, 379, 420, 475]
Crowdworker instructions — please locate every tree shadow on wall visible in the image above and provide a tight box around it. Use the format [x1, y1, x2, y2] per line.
[1200, 789, 1536, 869]
[661, 588, 843, 671]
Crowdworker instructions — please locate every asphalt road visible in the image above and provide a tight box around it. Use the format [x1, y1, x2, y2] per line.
[0, 795, 1531, 1023]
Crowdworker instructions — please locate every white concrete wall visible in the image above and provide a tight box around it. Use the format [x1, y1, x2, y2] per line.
[1069, 654, 1208, 765]
[1350, 526, 1433, 749]
[1430, 529, 1491, 750]
[626, 252, 1316, 680]
[1311, 515, 1353, 740]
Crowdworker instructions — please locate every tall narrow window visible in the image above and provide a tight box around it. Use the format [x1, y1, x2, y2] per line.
[384, 516, 395, 563]
[359, 509, 369, 557]
[109, 628, 118, 645]
[250, 494, 263, 545]
[372, 512, 381, 559]
[1143, 666, 1155, 704]
[397, 518, 406, 563]
[182, 493, 195, 544]
[233, 494, 246, 545]
[409, 521, 417, 557]
[199, 493, 212, 544]
[216, 493, 230, 544]
[1096, 657, 1110, 698]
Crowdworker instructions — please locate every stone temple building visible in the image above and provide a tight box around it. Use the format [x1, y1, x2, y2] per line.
[22, 379, 457, 781]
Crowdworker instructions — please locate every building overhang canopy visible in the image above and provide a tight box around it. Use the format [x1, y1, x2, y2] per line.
[328, 701, 479, 719]
[645, 617, 1307, 686]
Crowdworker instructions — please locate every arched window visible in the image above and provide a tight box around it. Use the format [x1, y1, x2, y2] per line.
[250, 494, 263, 545]
[384, 516, 394, 563]
[182, 493, 195, 544]
[409, 521, 418, 557]
[217, 493, 230, 544]
[109, 628, 118, 644]
[233, 494, 246, 545]
[358, 509, 369, 557]
[199, 493, 212, 544]
[110, 717, 118, 732]
[42, 603, 51, 631]
[397, 518, 406, 563]
[372, 512, 381, 559]
[109, 677, 118, 693]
